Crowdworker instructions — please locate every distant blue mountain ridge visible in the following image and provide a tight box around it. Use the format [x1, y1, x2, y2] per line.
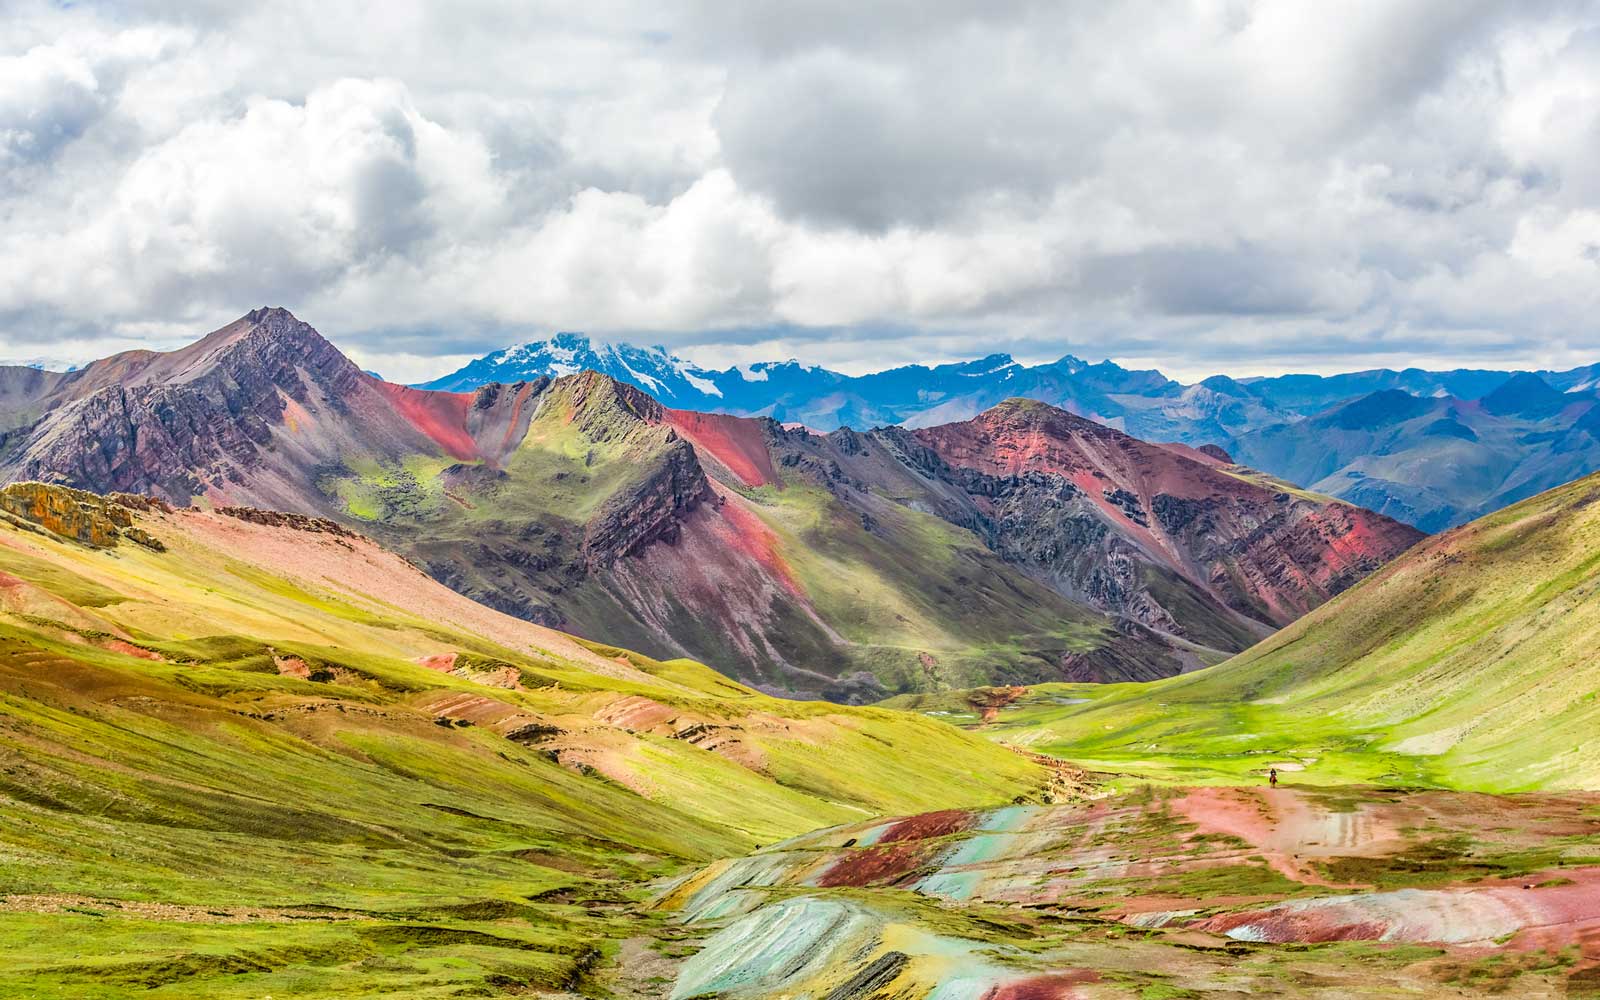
[416, 335, 1600, 532]
[415, 332, 1600, 439]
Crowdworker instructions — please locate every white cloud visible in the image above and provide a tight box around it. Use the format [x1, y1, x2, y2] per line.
[2, 0, 1600, 384]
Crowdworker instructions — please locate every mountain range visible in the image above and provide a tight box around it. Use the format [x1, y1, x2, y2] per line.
[1229, 375, 1600, 531]
[0, 308, 1420, 699]
[420, 333, 1600, 530]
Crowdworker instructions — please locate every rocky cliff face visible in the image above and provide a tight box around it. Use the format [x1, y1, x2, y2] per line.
[217, 505, 361, 539]
[899, 399, 1423, 640]
[582, 437, 715, 562]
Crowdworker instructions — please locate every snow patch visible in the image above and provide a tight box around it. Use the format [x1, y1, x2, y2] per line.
[962, 357, 1018, 376]
[681, 369, 722, 397]
[963, 363, 1018, 377]
[608, 344, 664, 392]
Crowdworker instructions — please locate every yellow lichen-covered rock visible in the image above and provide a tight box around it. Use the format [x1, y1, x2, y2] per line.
[0, 482, 163, 550]
[122, 525, 167, 551]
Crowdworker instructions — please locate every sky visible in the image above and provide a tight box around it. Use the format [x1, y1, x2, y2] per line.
[2, 1, 1599, 384]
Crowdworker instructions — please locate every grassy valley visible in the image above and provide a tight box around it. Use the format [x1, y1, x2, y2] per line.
[935, 467, 1600, 793]
[0, 483, 1044, 997]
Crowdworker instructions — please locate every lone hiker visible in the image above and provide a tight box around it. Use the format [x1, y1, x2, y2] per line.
[1268, 767, 1279, 788]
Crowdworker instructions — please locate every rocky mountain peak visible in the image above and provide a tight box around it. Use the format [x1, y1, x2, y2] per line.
[243, 305, 300, 326]
[548, 369, 665, 424]
[974, 396, 1104, 437]
[954, 353, 1017, 374]
[985, 396, 1054, 419]
[234, 306, 347, 359]
[0, 309, 371, 504]
[223, 307, 365, 386]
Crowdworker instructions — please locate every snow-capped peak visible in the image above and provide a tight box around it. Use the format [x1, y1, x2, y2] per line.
[956, 354, 1018, 376]
[415, 332, 727, 405]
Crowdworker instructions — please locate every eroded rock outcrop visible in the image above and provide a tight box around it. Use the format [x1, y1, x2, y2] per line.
[582, 437, 715, 562]
[218, 505, 360, 538]
[0, 482, 165, 550]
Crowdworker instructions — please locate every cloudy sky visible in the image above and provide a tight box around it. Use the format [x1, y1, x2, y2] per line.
[2, 1, 1599, 383]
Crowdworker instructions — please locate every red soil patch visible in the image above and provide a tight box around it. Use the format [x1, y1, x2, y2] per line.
[416, 652, 520, 689]
[880, 809, 974, 844]
[663, 409, 780, 488]
[1170, 787, 1400, 888]
[1310, 505, 1411, 572]
[705, 486, 804, 598]
[417, 652, 460, 673]
[274, 655, 311, 679]
[1202, 908, 1387, 944]
[371, 380, 480, 461]
[101, 640, 162, 661]
[810, 807, 975, 887]
[1197, 868, 1600, 950]
[498, 383, 537, 453]
[814, 842, 936, 888]
[985, 970, 1099, 1000]
[421, 692, 526, 728]
[594, 695, 679, 732]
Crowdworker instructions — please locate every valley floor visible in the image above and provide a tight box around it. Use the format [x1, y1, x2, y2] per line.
[632, 783, 1600, 999]
[5, 742, 1599, 998]
[12, 735, 1600, 1000]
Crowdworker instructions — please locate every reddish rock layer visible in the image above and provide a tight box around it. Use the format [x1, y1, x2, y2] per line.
[909, 399, 1422, 629]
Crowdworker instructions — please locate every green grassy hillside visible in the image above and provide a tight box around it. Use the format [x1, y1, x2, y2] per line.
[0, 485, 1044, 997]
[944, 470, 1600, 792]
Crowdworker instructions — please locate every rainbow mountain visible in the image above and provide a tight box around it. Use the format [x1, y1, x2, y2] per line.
[0, 308, 1420, 698]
